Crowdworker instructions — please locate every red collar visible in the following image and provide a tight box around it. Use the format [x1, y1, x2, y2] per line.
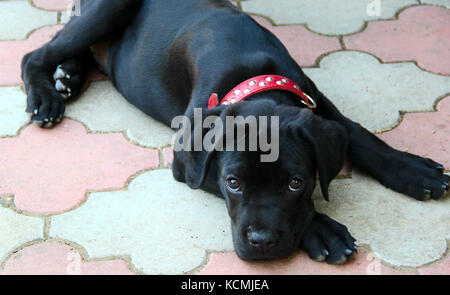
[208, 75, 317, 109]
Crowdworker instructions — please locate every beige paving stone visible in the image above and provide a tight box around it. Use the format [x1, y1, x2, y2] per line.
[65, 81, 174, 148]
[304, 51, 450, 132]
[60, 9, 72, 24]
[50, 169, 234, 274]
[0, 207, 43, 264]
[313, 171, 450, 267]
[0, 1, 57, 40]
[241, 0, 418, 35]
[421, 0, 450, 8]
[0, 87, 29, 137]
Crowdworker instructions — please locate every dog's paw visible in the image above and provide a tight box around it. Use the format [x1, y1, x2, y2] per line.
[301, 213, 357, 264]
[26, 82, 66, 129]
[53, 61, 84, 100]
[381, 151, 449, 201]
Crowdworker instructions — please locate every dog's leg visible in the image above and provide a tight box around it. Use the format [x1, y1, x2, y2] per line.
[312, 87, 449, 201]
[21, 0, 141, 127]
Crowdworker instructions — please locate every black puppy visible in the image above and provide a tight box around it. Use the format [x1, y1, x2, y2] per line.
[21, 0, 449, 264]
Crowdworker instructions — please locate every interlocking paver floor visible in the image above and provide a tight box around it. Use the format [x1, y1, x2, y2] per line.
[0, 0, 449, 275]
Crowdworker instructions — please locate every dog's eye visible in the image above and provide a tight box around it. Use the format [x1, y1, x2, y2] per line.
[226, 177, 241, 192]
[288, 178, 303, 192]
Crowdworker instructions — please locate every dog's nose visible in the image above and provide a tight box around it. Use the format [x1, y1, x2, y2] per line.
[247, 227, 276, 250]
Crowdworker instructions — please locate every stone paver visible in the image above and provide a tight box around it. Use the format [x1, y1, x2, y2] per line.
[65, 81, 174, 148]
[378, 96, 450, 170]
[418, 256, 450, 275]
[421, 0, 450, 8]
[252, 16, 341, 67]
[0, 119, 159, 215]
[163, 147, 174, 168]
[0, 87, 29, 137]
[312, 170, 450, 267]
[241, 0, 418, 35]
[345, 6, 450, 75]
[60, 9, 72, 24]
[304, 51, 450, 132]
[198, 250, 412, 275]
[32, 0, 73, 11]
[0, 25, 63, 86]
[0, 241, 133, 275]
[0, 1, 57, 40]
[50, 169, 234, 274]
[0, 207, 43, 264]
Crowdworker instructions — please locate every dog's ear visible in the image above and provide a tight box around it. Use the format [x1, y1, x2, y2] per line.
[298, 109, 348, 201]
[174, 107, 226, 189]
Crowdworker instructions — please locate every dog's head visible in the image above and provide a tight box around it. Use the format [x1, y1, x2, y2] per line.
[175, 99, 348, 260]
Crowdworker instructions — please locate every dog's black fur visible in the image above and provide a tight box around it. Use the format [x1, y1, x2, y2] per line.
[21, 0, 449, 264]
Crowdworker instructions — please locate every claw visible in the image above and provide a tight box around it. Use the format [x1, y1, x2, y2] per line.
[43, 122, 54, 129]
[55, 80, 67, 92]
[33, 120, 44, 127]
[436, 165, 444, 172]
[33, 109, 38, 116]
[424, 189, 432, 200]
[443, 183, 449, 191]
[344, 249, 353, 255]
[53, 65, 66, 81]
[330, 255, 348, 265]
[314, 254, 326, 262]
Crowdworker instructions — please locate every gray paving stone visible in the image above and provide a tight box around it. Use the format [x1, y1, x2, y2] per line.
[0, 206, 43, 265]
[421, 0, 450, 8]
[313, 171, 450, 267]
[0, 87, 29, 137]
[241, 0, 418, 35]
[65, 81, 174, 148]
[0, 1, 57, 40]
[304, 51, 450, 132]
[50, 169, 234, 274]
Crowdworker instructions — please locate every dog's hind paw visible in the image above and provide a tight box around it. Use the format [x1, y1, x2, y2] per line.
[380, 152, 449, 201]
[301, 213, 357, 265]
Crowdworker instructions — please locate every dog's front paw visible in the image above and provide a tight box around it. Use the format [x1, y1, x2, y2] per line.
[301, 213, 357, 264]
[381, 151, 449, 201]
[26, 83, 66, 129]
